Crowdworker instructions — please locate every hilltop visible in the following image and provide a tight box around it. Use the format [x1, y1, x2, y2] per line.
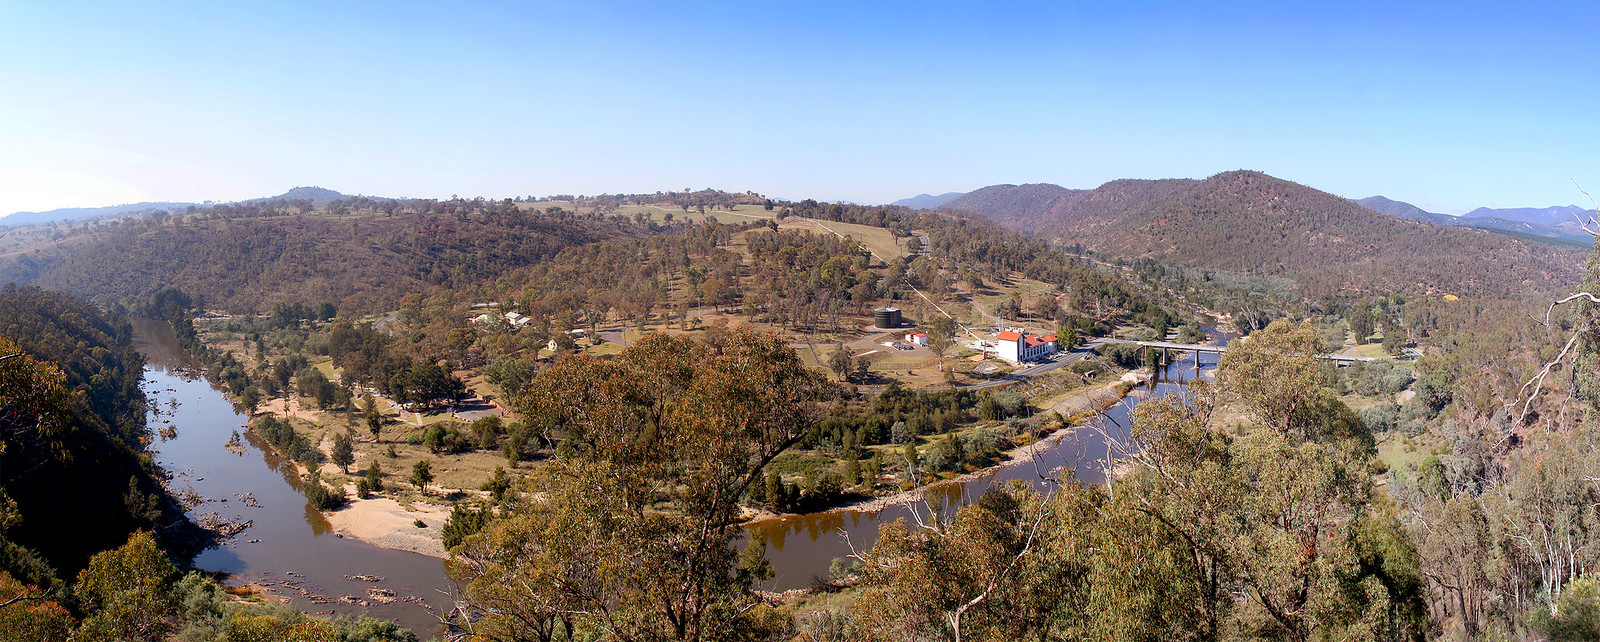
[243, 186, 351, 206]
[945, 179, 1195, 237]
[946, 171, 1586, 299]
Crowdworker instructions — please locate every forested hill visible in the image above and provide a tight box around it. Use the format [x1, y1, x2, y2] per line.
[945, 179, 1198, 237]
[0, 285, 198, 585]
[946, 171, 1585, 299]
[0, 199, 655, 314]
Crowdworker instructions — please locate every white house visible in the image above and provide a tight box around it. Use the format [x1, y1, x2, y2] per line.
[995, 331, 1058, 363]
[905, 332, 928, 346]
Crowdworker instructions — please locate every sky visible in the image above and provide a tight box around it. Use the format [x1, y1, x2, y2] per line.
[1, 1, 1596, 216]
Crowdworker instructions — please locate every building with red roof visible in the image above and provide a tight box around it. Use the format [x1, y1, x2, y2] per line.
[995, 329, 1057, 363]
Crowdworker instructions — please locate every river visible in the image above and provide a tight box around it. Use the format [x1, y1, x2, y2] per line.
[748, 331, 1233, 591]
[132, 319, 451, 635]
[134, 315, 1229, 625]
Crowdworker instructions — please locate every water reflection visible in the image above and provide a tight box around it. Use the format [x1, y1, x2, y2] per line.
[132, 319, 450, 635]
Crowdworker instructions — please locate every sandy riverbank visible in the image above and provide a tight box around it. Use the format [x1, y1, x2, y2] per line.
[323, 494, 451, 559]
[244, 426, 454, 560]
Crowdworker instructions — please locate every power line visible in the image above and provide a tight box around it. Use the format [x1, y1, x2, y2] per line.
[804, 218, 987, 344]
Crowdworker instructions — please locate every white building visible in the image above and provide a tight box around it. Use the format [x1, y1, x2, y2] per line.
[905, 332, 928, 346]
[995, 330, 1058, 363]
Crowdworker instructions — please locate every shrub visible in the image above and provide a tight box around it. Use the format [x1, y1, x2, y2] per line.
[302, 474, 347, 510]
[1098, 343, 1141, 369]
[251, 417, 323, 464]
[441, 504, 492, 550]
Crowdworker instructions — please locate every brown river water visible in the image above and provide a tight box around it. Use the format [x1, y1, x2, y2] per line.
[134, 316, 1231, 631]
[134, 318, 452, 635]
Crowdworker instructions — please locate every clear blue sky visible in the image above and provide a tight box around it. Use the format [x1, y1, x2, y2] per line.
[2, 0, 1596, 215]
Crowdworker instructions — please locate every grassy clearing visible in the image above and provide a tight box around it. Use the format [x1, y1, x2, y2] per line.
[1024, 369, 1108, 410]
[1350, 343, 1393, 359]
[583, 339, 627, 357]
[1375, 431, 1439, 475]
[523, 201, 778, 226]
[971, 275, 1058, 317]
[340, 433, 511, 500]
[783, 218, 908, 264]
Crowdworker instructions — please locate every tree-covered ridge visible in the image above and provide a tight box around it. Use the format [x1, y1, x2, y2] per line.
[0, 198, 651, 314]
[946, 178, 1197, 236]
[0, 285, 197, 586]
[778, 198, 1166, 320]
[946, 171, 1584, 300]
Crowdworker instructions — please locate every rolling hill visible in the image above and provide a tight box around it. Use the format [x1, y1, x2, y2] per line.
[2, 187, 358, 226]
[945, 171, 1587, 299]
[889, 192, 966, 209]
[1, 200, 207, 227]
[1352, 196, 1459, 226]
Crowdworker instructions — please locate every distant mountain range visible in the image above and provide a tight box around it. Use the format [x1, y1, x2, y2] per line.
[2, 186, 356, 226]
[890, 192, 966, 209]
[1, 200, 209, 227]
[1351, 196, 1590, 243]
[938, 170, 1587, 299]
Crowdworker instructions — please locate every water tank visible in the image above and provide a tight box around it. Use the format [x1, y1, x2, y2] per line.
[873, 307, 902, 329]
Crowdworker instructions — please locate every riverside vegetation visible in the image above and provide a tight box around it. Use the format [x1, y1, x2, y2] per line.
[0, 182, 1595, 640]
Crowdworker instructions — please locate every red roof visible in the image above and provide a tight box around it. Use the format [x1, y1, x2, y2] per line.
[997, 331, 1022, 341]
[909, 332, 927, 338]
[1024, 335, 1050, 347]
[1042, 334, 1056, 342]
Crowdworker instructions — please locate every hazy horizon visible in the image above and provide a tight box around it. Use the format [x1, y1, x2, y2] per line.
[3, 0, 1597, 216]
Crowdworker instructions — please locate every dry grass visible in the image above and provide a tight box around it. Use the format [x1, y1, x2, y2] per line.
[783, 217, 909, 264]
[523, 201, 778, 226]
[1350, 343, 1393, 359]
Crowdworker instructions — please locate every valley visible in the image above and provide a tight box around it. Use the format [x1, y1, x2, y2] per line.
[1, 178, 1594, 640]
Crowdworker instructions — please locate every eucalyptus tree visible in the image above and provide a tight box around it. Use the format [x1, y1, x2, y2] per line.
[450, 328, 839, 641]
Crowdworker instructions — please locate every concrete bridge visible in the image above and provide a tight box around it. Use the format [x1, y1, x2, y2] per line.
[1094, 338, 1376, 364]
